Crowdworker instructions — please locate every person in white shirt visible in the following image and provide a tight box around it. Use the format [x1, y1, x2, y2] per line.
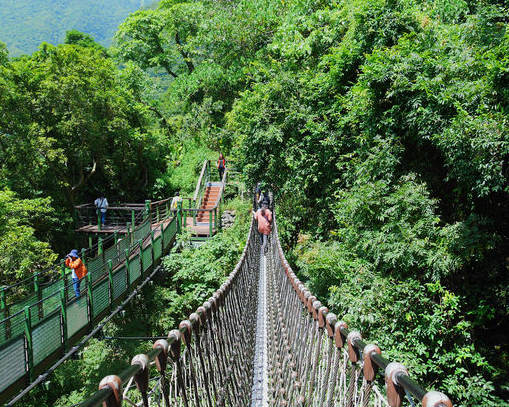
[94, 194, 109, 225]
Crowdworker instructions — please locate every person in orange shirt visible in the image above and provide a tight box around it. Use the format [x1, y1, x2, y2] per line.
[253, 204, 272, 255]
[65, 249, 88, 298]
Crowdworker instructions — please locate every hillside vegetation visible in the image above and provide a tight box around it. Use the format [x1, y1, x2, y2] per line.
[1, 0, 508, 405]
[0, 0, 151, 56]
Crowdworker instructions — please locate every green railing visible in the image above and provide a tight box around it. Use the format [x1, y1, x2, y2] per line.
[0, 205, 182, 401]
[184, 161, 228, 236]
[192, 160, 211, 226]
[74, 203, 146, 231]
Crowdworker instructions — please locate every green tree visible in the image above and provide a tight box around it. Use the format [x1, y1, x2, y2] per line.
[0, 189, 57, 283]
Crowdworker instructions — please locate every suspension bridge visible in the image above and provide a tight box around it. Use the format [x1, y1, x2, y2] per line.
[0, 161, 453, 407]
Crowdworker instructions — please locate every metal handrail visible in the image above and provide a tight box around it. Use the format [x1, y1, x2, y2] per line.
[193, 160, 209, 202]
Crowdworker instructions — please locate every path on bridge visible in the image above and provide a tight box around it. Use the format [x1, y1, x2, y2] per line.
[251, 252, 268, 407]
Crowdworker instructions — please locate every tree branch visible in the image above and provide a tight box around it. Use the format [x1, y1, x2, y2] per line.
[72, 159, 96, 192]
[175, 32, 194, 74]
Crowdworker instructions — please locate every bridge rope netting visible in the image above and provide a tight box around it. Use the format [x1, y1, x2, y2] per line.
[74, 206, 453, 407]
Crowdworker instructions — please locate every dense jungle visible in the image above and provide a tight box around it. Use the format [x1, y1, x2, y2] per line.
[0, 0, 508, 405]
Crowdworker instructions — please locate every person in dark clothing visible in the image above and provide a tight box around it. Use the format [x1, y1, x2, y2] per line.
[257, 183, 270, 209]
[217, 153, 226, 181]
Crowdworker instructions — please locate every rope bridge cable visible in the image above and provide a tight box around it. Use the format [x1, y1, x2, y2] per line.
[78, 215, 260, 407]
[76, 205, 453, 407]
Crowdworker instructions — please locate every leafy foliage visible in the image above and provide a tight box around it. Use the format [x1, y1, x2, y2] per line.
[0, 189, 57, 283]
[153, 199, 251, 331]
[0, 36, 168, 254]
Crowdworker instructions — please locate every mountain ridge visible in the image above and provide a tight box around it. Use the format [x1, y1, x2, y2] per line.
[0, 0, 153, 57]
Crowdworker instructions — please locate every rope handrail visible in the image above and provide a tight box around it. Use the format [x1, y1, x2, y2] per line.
[77, 214, 258, 407]
[265, 209, 453, 407]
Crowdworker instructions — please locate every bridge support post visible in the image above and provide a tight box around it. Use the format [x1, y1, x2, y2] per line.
[160, 224, 165, 254]
[125, 249, 131, 288]
[97, 209, 102, 231]
[144, 200, 151, 221]
[60, 260, 67, 300]
[138, 240, 144, 277]
[59, 288, 68, 352]
[87, 274, 94, 328]
[81, 248, 87, 268]
[177, 201, 182, 233]
[34, 274, 43, 320]
[131, 209, 135, 227]
[150, 230, 155, 269]
[24, 307, 34, 382]
[0, 287, 9, 340]
[0, 288, 6, 320]
[209, 210, 213, 237]
[108, 260, 114, 311]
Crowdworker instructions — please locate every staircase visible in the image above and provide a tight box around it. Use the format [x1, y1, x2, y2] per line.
[196, 182, 221, 223]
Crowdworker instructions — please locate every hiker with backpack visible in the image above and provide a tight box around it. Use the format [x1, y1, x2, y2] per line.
[256, 183, 271, 210]
[253, 202, 272, 255]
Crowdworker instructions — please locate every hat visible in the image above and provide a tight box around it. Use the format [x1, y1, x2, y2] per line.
[67, 249, 79, 258]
